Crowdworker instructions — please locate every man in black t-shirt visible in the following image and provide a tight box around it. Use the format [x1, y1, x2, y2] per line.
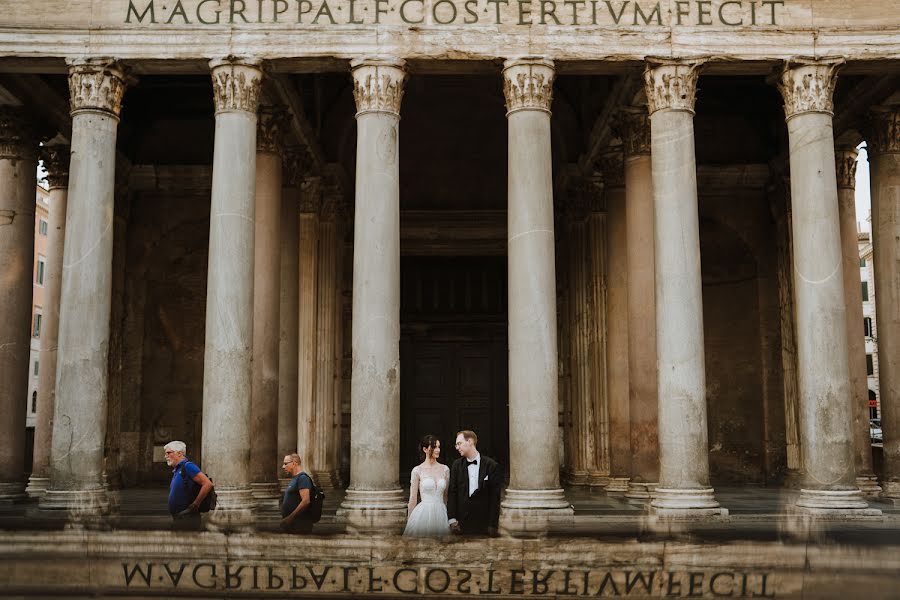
[280, 453, 314, 533]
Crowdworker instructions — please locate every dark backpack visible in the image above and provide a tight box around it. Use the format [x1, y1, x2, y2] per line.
[179, 463, 217, 513]
[305, 474, 325, 523]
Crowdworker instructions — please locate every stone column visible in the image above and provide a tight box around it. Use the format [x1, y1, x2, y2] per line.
[200, 57, 264, 529]
[776, 58, 869, 513]
[297, 177, 320, 471]
[277, 151, 301, 489]
[250, 106, 286, 507]
[836, 146, 881, 497]
[26, 143, 70, 498]
[619, 107, 659, 500]
[500, 57, 573, 535]
[338, 58, 408, 533]
[39, 60, 126, 516]
[867, 106, 900, 500]
[644, 59, 723, 517]
[0, 108, 37, 503]
[313, 193, 341, 489]
[601, 151, 631, 493]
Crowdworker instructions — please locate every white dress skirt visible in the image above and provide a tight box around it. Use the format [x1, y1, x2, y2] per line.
[403, 465, 451, 537]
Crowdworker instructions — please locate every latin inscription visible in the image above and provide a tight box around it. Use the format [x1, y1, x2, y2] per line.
[121, 562, 778, 597]
[124, 0, 785, 26]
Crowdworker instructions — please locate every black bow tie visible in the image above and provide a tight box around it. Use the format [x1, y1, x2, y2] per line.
[467, 459, 478, 466]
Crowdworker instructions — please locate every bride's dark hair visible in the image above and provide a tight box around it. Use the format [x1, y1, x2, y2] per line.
[419, 434, 439, 455]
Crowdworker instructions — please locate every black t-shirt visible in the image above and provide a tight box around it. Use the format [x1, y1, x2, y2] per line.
[281, 472, 314, 518]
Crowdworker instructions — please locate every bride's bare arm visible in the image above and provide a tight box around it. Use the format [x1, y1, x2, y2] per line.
[407, 467, 419, 514]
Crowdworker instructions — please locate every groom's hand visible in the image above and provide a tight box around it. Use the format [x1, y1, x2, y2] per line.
[450, 522, 461, 534]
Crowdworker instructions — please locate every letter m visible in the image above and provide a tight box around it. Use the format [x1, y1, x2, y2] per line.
[625, 571, 655, 594]
[126, 1, 157, 23]
[123, 563, 154, 587]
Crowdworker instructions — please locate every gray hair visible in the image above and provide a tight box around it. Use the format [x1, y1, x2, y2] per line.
[164, 440, 187, 455]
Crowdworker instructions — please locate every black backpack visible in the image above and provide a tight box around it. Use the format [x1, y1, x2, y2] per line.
[180, 463, 217, 513]
[305, 474, 325, 523]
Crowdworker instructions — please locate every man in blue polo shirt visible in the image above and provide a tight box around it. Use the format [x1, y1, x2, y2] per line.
[165, 440, 213, 530]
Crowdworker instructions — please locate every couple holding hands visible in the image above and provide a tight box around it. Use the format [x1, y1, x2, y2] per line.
[403, 430, 502, 538]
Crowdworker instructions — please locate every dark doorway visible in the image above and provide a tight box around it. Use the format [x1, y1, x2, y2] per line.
[399, 256, 509, 480]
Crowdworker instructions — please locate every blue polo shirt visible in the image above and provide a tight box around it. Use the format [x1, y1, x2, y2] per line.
[168, 459, 201, 515]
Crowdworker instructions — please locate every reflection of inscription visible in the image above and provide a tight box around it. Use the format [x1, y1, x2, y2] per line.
[125, 0, 785, 27]
[122, 563, 777, 597]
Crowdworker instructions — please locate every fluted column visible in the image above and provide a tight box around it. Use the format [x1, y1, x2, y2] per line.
[26, 142, 69, 498]
[200, 57, 264, 530]
[250, 106, 286, 507]
[645, 59, 723, 517]
[277, 151, 301, 490]
[500, 57, 573, 535]
[619, 107, 660, 501]
[297, 177, 320, 472]
[338, 58, 408, 533]
[836, 147, 881, 497]
[40, 60, 127, 516]
[0, 108, 38, 503]
[867, 107, 900, 500]
[601, 151, 631, 493]
[776, 58, 869, 513]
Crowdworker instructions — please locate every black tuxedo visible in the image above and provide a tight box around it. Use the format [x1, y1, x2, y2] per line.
[448, 454, 501, 534]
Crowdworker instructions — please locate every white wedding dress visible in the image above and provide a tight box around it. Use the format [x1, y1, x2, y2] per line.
[403, 464, 451, 537]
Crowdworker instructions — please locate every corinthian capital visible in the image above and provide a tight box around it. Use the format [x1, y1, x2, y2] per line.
[299, 176, 322, 214]
[777, 57, 844, 120]
[351, 58, 407, 117]
[835, 146, 858, 190]
[66, 58, 129, 118]
[866, 106, 900, 155]
[615, 107, 651, 156]
[502, 57, 555, 115]
[0, 107, 37, 162]
[257, 105, 289, 154]
[40, 142, 71, 189]
[209, 57, 264, 115]
[644, 58, 706, 115]
[598, 147, 625, 189]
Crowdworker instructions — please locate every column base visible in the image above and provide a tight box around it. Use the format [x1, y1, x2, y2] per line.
[278, 477, 291, 492]
[881, 480, 900, 500]
[314, 470, 342, 490]
[588, 473, 610, 488]
[25, 476, 50, 499]
[794, 488, 876, 515]
[250, 482, 281, 510]
[562, 469, 589, 486]
[649, 487, 727, 518]
[205, 487, 256, 532]
[624, 481, 657, 500]
[336, 488, 407, 534]
[38, 487, 111, 527]
[499, 488, 574, 536]
[855, 475, 882, 498]
[0, 481, 27, 504]
[783, 469, 804, 489]
[605, 477, 630, 493]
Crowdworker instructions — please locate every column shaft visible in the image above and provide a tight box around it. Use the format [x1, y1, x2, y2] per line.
[200, 57, 263, 529]
[297, 180, 319, 472]
[587, 200, 611, 483]
[867, 108, 900, 499]
[277, 180, 300, 488]
[314, 210, 340, 488]
[0, 109, 37, 503]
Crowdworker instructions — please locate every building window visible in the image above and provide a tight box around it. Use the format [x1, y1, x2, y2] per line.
[866, 354, 874, 376]
[33, 360, 39, 376]
[39, 219, 48, 236]
[36, 256, 46, 285]
[860, 257, 866, 267]
[864, 317, 873, 338]
[861, 281, 869, 301]
[31, 391, 37, 414]
[33, 312, 41, 338]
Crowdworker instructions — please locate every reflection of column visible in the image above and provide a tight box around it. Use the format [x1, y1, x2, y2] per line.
[836, 146, 881, 497]
[0, 108, 37, 503]
[27, 142, 69, 498]
[277, 151, 301, 489]
[867, 107, 900, 499]
[297, 177, 320, 472]
[41, 60, 127, 516]
[250, 106, 286, 507]
[777, 58, 869, 513]
[329, 185, 347, 486]
[200, 57, 264, 529]
[337, 58, 408, 533]
[601, 151, 631, 493]
[619, 108, 659, 500]
[500, 57, 573, 534]
[645, 59, 723, 517]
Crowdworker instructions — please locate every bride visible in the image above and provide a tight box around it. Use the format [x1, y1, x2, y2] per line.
[403, 434, 451, 537]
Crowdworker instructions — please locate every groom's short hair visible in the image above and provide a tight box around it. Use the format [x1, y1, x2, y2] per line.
[457, 430, 478, 445]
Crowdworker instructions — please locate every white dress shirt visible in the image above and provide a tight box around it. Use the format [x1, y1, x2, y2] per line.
[467, 452, 481, 497]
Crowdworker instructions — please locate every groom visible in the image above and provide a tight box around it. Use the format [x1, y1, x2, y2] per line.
[448, 430, 501, 536]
